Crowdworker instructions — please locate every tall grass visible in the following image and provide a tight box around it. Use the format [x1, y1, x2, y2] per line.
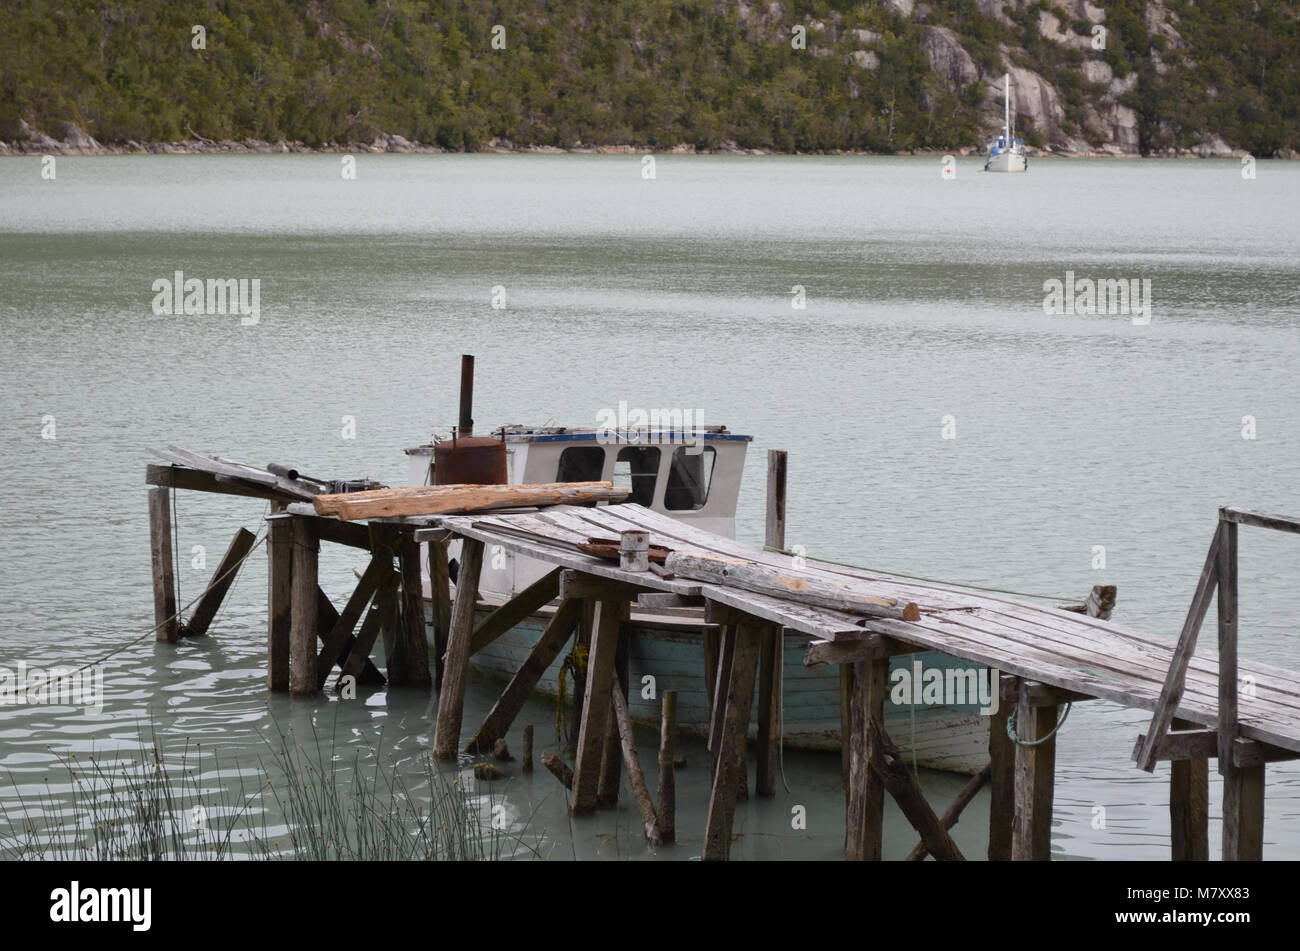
[0, 725, 537, 861]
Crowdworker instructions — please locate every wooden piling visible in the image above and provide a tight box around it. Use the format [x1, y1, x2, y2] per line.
[765, 448, 787, 550]
[428, 536, 451, 688]
[1169, 717, 1209, 861]
[432, 538, 484, 760]
[611, 681, 662, 845]
[572, 597, 624, 814]
[522, 724, 534, 773]
[597, 622, 630, 807]
[987, 675, 1015, 861]
[702, 621, 761, 861]
[755, 623, 781, 798]
[289, 518, 319, 697]
[398, 532, 432, 687]
[267, 510, 292, 692]
[845, 657, 888, 860]
[1011, 681, 1058, 861]
[148, 486, 180, 642]
[839, 663, 853, 798]
[658, 690, 677, 843]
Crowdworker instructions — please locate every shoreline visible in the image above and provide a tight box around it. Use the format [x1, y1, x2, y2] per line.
[0, 134, 1273, 161]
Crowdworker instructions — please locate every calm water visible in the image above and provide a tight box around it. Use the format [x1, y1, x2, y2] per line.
[1, 154, 1298, 859]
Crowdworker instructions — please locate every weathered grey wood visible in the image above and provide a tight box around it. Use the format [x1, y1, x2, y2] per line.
[339, 574, 398, 686]
[1169, 718, 1209, 861]
[316, 554, 390, 689]
[1217, 518, 1238, 773]
[149, 463, 286, 501]
[839, 663, 852, 797]
[597, 625, 630, 807]
[702, 622, 762, 861]
[398, 533, 431, 687]
[1135, 527, 1222, 771]
[908, 763, 992, 861]
[865, 716, 965, 861]
[988, 675, 1015, 860]
[1222, 762, 1265, 861]
[658, 690, 677, 843]
[559, 569, 652, 604]
[664, 550, 921, 622]
[765, 449, 787, 551]
[708, 625, 736, 759]
[316, 586, 385, 685]
[522, 724, 534, 773]
[568, 600, 594, 750]
[1011, 681, 1057, 861]
[845, 657, 887, 860]
[803, 635, 922, 667]
[755, 623, 780, 797]
[702, 624, 720, 736]
[433, 538, 484, 760]
[571, 599, 625, 814]
[267, 509, 292, 692]
[148, 486, 180, 643]
[465, 598, 582, 753]
[471, 568, 562, 654]
[289, 518, 319, 697]
[542, 752, 573, 790]
[637, 593, 705, 610]
[611, 680, 662, 845]
[429, 536, 451, 688]
[265, 512, 372, 550]
[1221, 505, 1300, 535]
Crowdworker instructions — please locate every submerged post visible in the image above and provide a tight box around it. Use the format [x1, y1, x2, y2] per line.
[267, 508, 292, 692]
[289, 517, 319, 697]
[148, 486, 180, 642]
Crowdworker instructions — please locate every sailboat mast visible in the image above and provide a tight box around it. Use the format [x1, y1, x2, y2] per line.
[1004, 73, 1010, 139]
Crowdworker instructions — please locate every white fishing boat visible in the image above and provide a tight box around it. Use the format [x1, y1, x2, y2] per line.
[401, 421, 991, 774]
[984, 72, 1027, 173]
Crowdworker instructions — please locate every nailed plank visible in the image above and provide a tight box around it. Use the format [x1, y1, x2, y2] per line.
[433, 538, 485, 760]
[468, 568, 563, 655]
[185, 528, 257, 638]
[316, 554, 390, 689]
[339, 574, 399, 687]
[465, 598, 582, 753]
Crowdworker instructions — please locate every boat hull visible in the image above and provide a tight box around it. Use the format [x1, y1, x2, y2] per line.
[984, 151, 1027, 172]
[448, 605, 991, 775]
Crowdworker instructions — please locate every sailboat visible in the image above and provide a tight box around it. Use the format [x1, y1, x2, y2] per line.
[984, 72, 1027, 173]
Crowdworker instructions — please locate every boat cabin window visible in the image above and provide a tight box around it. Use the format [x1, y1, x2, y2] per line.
[556, 446, 605, 483]
[664, 446, 716, 510]
[611, 446, 660, 506]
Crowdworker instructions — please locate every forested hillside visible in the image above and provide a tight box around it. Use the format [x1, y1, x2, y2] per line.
[2, 0, 1296, 155]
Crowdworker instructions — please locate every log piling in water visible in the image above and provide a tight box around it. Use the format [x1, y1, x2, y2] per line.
[148, 486, 180, 642]
[542, 752, 573, 790]
[658, 691, 677, 843]
[522, 724, 534, 773]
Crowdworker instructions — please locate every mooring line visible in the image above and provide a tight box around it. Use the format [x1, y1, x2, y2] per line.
[761, 545, 1079, 603]
[36, 526, 269, 690]
[1006, 700, 1073, 746]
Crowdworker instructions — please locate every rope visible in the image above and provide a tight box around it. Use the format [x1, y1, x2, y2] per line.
[35, 527, 269, 690]
[1006, 700, 1072, 747]
[762, 545, 1080, 604]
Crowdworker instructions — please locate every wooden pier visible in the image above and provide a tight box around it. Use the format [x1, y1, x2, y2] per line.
[146, 447, 1300, 861]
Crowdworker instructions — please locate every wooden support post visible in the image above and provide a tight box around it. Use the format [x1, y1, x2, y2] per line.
[708, 625, 735, 758]
[658, 690, 677, 843]
[428, 537, 452, 689]
[611, 681, 662, 845]
[1011, 681, 1058, 861]
[597, 621, 630, 807]
[569, 601, 595, 749]
[398, 533, 432, 688]
[839, 663, 853, 798]
[148, 486, 180, 642]
[186, 527, 256, 638]
[571, 598, 624, 814]
[908, 763, 992, 861]
[289, 518, 319, 697]
[702, 624, 720, 736]
[987, 674, 1015, 861]
[866, 717, 965, 861]
[316, 555, 391, 689]
[465, 598, 582, 753]
[1169, 717, 1209, 861]
[320, 586, 386, 686]
[432, 538, 484, 760]
[522, 724, 534, 773]
[755, 624, 781, 798]
[339, 574, 398, 687]
[1222, 763, 1265, 861]
[471, 568, 562, 654]
[765, 449, 787, 550]
[702, 621, 762, 861]
[267, 510, 292, 692]
[845, 657, 888, 860]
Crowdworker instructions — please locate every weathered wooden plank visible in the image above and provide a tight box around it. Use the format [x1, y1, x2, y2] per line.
[908, 763, 992, 861]
[559, 570, 654, 604]
[316, 554, 390, 689]
[316, 586, 385, 685]
[338, 574, 398, 687]
[846, 658, 888, 860]
[148, 463, 288, 501]
[433, 538, 485, 760]
[1217, 519, 1238, 772]
[1220, 505, 1300, 535]
[1222, 762, 1265, 861]
[1011, 680, 1057, 861]
[148, 486, 180, 643]
[398, 533, 431, 687]
[803, 635, 923, 667]
[289, 518, 319, 697]
[1169, 717, 1208, 862]
[465, 598, 582, 753]
[611, 680, 662, 845]
[267, 506, 292, 692]
[702, 622, 762, 861]
[571, 599, 625, 814]
[469, 568, 563, 655]
[316, 481, 628, 520]
[664, 550, 921, 621]
[866, 715, 964, 861]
